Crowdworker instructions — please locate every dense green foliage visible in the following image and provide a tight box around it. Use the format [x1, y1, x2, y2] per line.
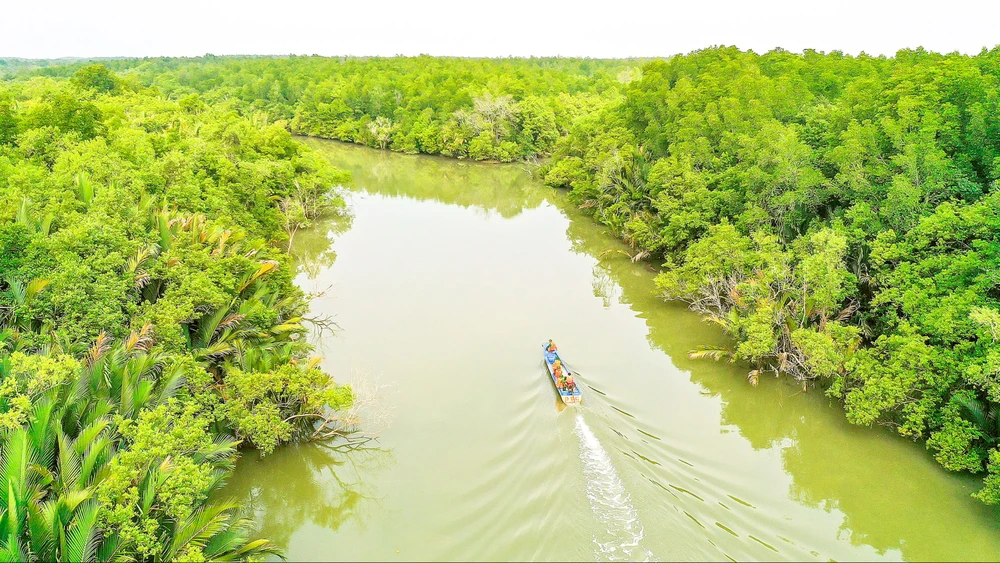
[30, 56, 638, 162]
[542, 46, 1000, 501]
[0, 68, 353, 560]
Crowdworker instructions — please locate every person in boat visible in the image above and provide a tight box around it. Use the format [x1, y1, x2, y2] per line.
[553, 360, 566, 389]
[544, 340, 558, 364]
[564, 372, 575, 393]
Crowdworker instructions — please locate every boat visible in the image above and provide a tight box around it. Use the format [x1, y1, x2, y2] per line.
[543, 343, 582, 405]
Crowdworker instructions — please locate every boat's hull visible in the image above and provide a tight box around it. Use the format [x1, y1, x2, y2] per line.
[543, 346, 582, 405]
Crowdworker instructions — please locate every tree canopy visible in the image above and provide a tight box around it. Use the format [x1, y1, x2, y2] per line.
[16, 55, 640, 162]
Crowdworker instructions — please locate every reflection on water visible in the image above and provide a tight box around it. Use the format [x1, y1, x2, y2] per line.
[226, 442, 394, 549]
[228, 138, 1000, 562]
[291, 211, 354, 280]
[299, 137, 546, 219]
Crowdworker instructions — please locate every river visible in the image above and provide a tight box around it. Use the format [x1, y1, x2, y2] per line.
[223, 139, 1000, 561]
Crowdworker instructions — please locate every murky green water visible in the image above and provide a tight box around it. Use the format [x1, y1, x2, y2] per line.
[224, 139, 1000, 561]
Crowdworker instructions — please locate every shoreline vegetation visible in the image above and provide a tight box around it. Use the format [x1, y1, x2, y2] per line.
[0, 64, 356, 561]
[0, 46, 999, 558]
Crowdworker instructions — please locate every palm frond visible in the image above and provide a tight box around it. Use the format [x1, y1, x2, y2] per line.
[63, 499, 100, 563]
[688, 346, 735, 362]
[123, 322, 153, 353]
[85, 332, 113, 369]
[954, 393, 989, 433]
[238, 261, 279, 293]
[165, 501, 236, 560]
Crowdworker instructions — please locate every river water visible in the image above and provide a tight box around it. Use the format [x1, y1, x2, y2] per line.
[224, 139, 1000, 561]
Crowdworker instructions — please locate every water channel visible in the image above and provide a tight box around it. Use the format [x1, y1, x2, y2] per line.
[223, 139, 1000, 561]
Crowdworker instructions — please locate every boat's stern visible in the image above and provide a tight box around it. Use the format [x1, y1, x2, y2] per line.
[561, 391, 583, 405]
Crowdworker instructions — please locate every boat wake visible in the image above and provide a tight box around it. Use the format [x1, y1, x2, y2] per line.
[574, 414, 655, 562]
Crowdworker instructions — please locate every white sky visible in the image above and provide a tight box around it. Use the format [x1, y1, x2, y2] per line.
[3, 0, 999, 59]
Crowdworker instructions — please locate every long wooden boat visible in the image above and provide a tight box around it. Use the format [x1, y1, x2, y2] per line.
[543, 344, 582, 405]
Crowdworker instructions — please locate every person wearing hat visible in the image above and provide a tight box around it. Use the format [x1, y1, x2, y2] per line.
[544, 340, 558, 364]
